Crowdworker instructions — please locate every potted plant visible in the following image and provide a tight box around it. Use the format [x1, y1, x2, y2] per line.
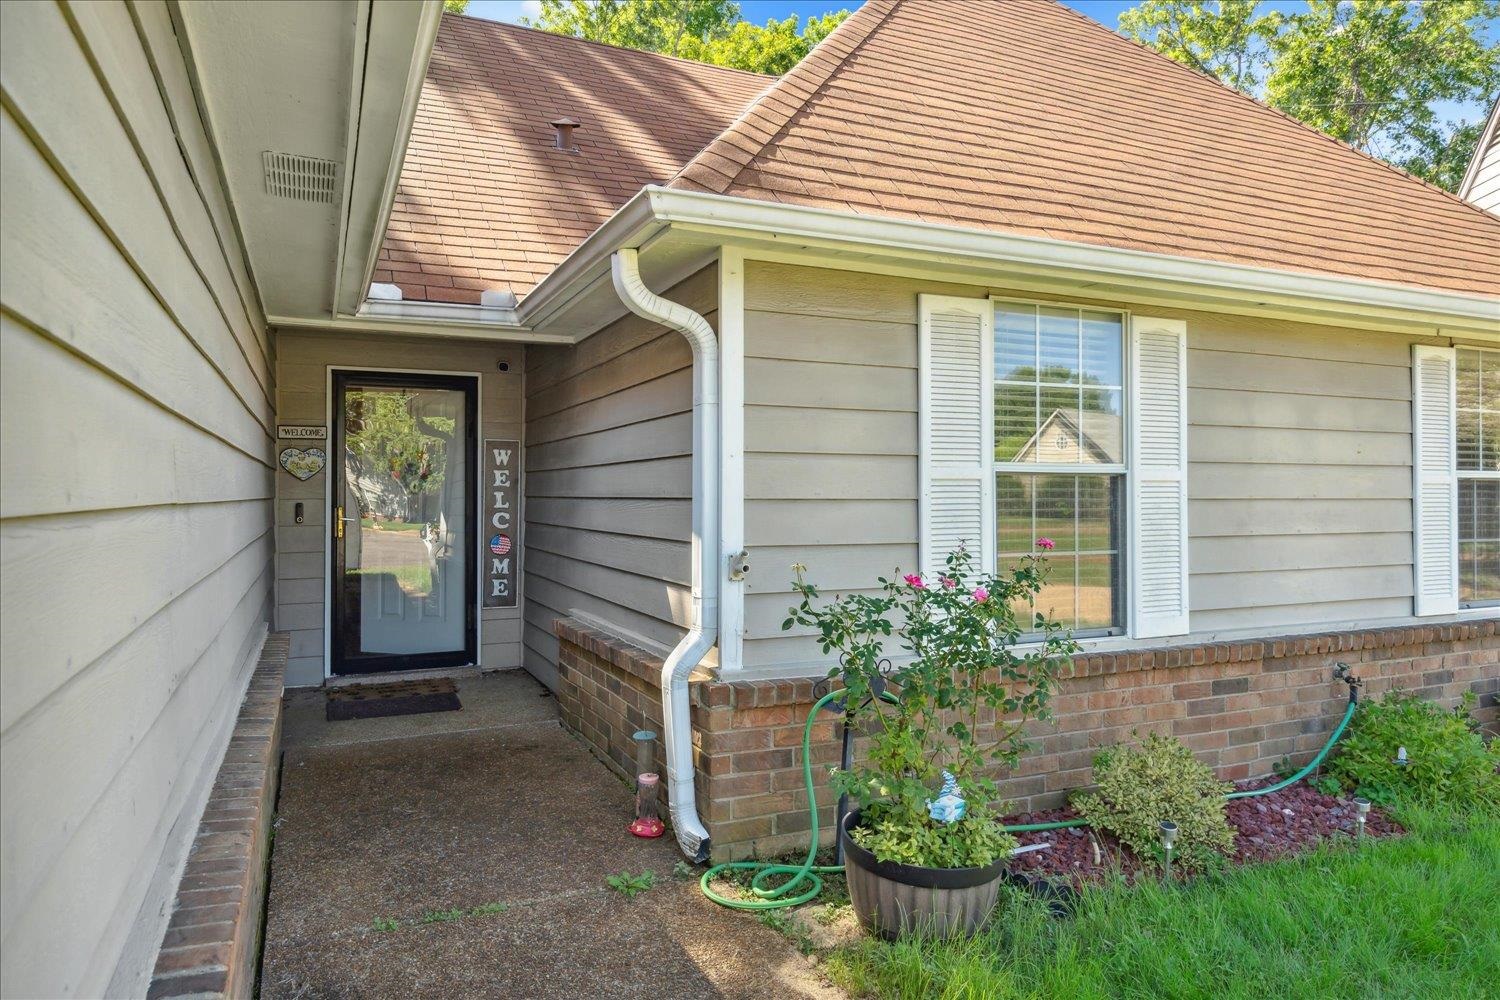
[784, 544, 1077, 939]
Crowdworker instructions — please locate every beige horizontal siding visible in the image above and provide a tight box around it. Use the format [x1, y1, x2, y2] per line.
[740, 260, 1432, 670]
[520, 266, 712, 687]
[272, 333, 526, 687]
[0, 3, 272, 996]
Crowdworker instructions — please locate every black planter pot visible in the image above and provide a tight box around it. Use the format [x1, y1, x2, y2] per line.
[840, 808, 1008, 940]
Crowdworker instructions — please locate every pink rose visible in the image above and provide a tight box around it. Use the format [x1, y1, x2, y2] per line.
[941, 576, 957, 589]
[903, 573, 926, 589]
[1036, 537, 1055, 550]
[972, 587, 989, 603]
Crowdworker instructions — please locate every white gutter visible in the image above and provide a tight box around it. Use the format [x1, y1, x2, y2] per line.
[610, 248, 718, 862]
[640, 187, 1500, 333]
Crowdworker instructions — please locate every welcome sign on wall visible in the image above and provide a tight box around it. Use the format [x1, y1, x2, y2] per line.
[483, 439, 520, 608]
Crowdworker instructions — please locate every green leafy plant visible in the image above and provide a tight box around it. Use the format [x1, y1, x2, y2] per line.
[370, 916, 399, 933]
[605, 869, 656, 899]
[1073, 732, 1236, 874]
[1310, 774, 1343, 798]
[1327, 690, 1499, 809]
[468, 902, 508, 917]
[784, 545, 1078, 869]
[418, 907, 467, 925]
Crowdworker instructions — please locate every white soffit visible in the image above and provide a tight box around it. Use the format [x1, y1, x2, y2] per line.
[174, 0, 437, 323]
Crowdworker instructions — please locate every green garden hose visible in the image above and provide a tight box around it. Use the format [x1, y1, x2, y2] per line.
[699, 678, 1361, 909]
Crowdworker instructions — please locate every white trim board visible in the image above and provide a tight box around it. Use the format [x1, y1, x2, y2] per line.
[717, 247, 747, 672]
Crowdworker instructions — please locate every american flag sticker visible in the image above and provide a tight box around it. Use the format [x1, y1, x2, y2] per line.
[490, 533, 512, 556]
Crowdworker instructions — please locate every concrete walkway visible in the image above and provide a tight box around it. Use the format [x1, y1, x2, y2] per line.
[260, 671, 843, 999]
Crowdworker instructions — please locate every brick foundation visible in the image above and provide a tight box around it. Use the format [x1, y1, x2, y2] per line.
[555, 618, 1499, 862]
[148, 632, 287, 1000]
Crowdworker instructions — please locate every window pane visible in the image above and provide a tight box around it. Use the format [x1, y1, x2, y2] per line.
[1038, 307, 1079, 382]
[1079, 389, 1123, 464]
[995, 383, 1038, 463]
[1035, 475, 1078, 552]
[1080, 310, 1123, 387]
[1459, 479, 1500, 606]
[995, 305, 1036, 381]
[1038, 386, 1082, 463]
[996, 473, 1033, 555]
[1457, 349, 1498, 472]
[995, 472, 1123, 633]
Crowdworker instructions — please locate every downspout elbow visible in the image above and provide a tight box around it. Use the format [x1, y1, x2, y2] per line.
[611, 249, 720, 862]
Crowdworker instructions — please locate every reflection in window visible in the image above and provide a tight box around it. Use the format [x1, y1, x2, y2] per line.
[1456, 349, 1498, 607]
[995, 302, 1126, 634]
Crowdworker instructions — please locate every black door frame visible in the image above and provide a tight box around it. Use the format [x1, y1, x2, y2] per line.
[330, 369, 479, 676]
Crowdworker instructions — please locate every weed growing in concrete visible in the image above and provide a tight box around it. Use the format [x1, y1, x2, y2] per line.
[605, 870, 656, 899]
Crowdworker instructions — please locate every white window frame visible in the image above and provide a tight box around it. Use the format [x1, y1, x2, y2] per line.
[990, 296, 1131, 638]
[1456, 345, 1500, 610]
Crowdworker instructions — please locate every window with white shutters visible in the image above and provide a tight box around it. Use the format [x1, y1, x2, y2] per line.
[920, 297, 1190, 641]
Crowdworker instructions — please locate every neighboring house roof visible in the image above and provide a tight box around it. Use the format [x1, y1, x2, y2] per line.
[373, 16, 772, 304]
[378, 0, 1500, 305]
[1012, 408, 1122, 465]
[1458, 97, 1500, 215]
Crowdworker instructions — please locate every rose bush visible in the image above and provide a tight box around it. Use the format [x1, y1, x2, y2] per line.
[783, 545, 1079, 869]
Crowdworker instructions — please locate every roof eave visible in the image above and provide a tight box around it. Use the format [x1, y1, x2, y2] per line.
[1458, 97, 1500, 202]
[643, 187, 1500, 339]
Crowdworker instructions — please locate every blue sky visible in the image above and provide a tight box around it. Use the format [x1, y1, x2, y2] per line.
[463, 1, 1304, 35]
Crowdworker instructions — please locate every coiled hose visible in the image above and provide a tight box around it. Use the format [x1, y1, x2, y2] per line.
[700, 670, 1361, 907]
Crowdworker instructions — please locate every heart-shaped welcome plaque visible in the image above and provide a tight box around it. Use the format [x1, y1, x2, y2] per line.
[279, 447, 326, 481]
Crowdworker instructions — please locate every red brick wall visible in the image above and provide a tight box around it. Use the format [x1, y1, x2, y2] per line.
[556, 618, 1498, 862]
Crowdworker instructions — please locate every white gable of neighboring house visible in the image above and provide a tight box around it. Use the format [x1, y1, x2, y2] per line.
[1459, 98, 1500, 215]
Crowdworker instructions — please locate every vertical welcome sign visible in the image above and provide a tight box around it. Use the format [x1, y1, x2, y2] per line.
[482, 439, 520, 608]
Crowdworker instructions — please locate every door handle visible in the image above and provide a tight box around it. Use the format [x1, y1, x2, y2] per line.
[335, 505, 345, 539]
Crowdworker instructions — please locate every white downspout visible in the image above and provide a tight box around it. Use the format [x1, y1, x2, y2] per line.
[611, 249, 717, 862]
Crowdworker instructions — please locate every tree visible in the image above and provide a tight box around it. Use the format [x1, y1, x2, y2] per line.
[1119, 0, 1500, 191]
[523, 0, 851, 75]
[1266, 1, 1500, 184]
[443, 0, 468, 13]
[1119, 0, 1282, 92]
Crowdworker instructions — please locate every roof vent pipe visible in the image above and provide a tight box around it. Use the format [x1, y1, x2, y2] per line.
[611, 248, 718, 863]
[550, 117, 580, 150]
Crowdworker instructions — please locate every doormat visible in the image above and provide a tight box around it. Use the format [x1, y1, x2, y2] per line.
[325, 677, 462, 721]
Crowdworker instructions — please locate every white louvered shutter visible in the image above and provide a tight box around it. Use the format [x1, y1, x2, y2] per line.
[1412, 345, 1458, 616]
[1130, 316, 1189, 638]
[919, 295, 995, 579]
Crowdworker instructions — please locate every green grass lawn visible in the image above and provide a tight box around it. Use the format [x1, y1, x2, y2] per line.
[823, 805, 1499, 1000]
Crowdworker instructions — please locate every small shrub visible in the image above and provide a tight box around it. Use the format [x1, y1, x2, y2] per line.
[1327, 690, 1499, 809]
[1072, 733, 1235, 873]
[605, 869, 655, 899]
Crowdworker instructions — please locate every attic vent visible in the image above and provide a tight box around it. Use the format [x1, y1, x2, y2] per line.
[262, 151, 338, 203]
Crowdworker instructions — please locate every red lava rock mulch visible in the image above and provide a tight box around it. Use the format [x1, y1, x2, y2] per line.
[1003, 778, 1403, 885]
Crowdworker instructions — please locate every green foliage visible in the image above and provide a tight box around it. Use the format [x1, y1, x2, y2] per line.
[849, 802, 1017, 870]
[523, 0, 851, 75]
[442, 0, 468, 12]
[1119, 0, 1284, 92]
[1072, 733, 1235, 873]
[343, 390, 454, 521]
[671, 860, 698, 880]
[824, 807, 1500, 1000]
[1119, 0, 1500, 191]
[370, 916, 399, 933]
[785, 546, 1078, 869]
[1310, 774, 1343, 798]
[1327, 690, 1499, 809]
[604, 869, 656, 898]
[418, 907, 467, 924]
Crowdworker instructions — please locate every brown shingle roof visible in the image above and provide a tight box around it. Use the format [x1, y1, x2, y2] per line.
[373, 15, 772, 304]
[670, 0, 1500, 297]
[379, 0, 1500, 305]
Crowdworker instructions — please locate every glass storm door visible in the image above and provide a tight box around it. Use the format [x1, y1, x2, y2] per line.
[331, 371, 477, 675]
